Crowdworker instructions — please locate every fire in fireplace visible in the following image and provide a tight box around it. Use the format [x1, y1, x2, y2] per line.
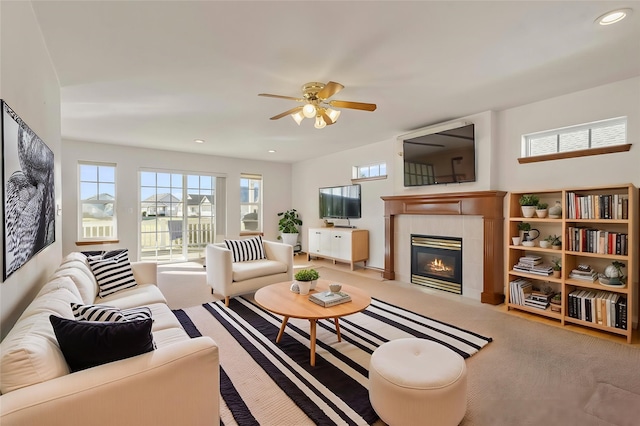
[411, 235, 462, 294]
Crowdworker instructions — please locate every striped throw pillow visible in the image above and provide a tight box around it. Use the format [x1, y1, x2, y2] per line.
[121, 306, 153, 321]
[224, 236, 266, 263]
[71, 303, 126, 322]
[87, 249, 138, 297]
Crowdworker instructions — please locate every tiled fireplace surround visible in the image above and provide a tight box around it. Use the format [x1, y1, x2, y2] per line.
[381, 191, 507, 304]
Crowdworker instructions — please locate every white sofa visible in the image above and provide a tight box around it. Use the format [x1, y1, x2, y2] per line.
[206, 240, 293, 306]
[0, 252, 219, 426]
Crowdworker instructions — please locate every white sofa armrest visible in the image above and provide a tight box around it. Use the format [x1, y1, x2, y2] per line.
[131, 261, 157, 285]
[0, 337, 219, 426]
[206, 244, 233, 294]
[263, 240, 294, 280]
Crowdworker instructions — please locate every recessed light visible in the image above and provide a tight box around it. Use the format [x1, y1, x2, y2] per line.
[268, 149, 276, 153]
[194, 139, 205, 144]
[596, 8, 632, 25]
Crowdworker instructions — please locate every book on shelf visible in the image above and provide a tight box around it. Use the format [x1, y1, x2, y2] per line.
[308, 290, 352, 307]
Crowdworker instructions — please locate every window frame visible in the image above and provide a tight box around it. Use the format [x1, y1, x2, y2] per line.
[240, 173, 263, 235]
[77, 161, 118, 244]
[519, 117, 630, 163]
[352, 162, 388, 183]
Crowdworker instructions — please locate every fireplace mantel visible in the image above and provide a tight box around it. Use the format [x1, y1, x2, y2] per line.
[381, 191, 507, 305]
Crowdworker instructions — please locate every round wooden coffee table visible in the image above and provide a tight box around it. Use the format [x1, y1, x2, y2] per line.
[254, 279, 371, 366]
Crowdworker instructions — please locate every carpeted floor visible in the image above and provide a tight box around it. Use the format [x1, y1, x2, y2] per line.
[165, 259, 640, 425]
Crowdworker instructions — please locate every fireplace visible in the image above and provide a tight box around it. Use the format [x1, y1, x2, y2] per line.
[411, 235, 462, 294]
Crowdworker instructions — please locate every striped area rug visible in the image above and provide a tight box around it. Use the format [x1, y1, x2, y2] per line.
[174, 297, 492, 425]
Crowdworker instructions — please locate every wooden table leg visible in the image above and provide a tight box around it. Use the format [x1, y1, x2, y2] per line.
[309, 319, 317, 366]
[334, 318, 341, 342]
[276, 316, 289, 343]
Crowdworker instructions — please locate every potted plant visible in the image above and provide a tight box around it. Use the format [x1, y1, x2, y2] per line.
[540, 235, 553, 249]
[551, 257, 561, 278]
[550, 234, 562, 250]
[535, 202, 548, 218]
[519, 194, 539, 218]
[550, 292, 562, 312]
[294, 268, 319, 294]
[277, 209, 302, 247]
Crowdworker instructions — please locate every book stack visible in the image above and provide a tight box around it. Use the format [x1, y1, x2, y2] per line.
[568, 264, 598, 282]
[513, 256, 552, 276]
[309, 290, 352, 307]
[523, 289, 553, 310]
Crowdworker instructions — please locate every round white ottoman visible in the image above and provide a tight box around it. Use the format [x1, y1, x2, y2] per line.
[368, 338, 467, 426]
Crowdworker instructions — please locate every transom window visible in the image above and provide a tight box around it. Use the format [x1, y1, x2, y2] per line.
[352, 162, 387, 181]
[78, 162, 117, 242]
[522, 117, 627, 158]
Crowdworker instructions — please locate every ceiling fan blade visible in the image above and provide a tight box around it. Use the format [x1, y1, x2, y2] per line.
[269, 106, 303, 120]
[258, 93, 304, 102]
[317, 81, 344, 100]
[320, 109, 334, 125]
[328, 100, 377, 111]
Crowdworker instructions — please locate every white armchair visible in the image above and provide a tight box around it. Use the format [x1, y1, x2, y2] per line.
[206, 240, 293, 306]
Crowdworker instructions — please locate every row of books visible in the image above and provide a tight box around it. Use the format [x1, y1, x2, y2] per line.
[509, 278, 555, 310]
[567, 290, 627, 330]
[565, 227, 628, 255]
[566, 192, 629, 220]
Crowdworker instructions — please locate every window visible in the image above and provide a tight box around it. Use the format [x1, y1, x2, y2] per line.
[352, 162, 387, 181]
[140, 171, 222, 262]
[240, 174, 262, 233]
[78, 162, 116, 242]
[521, 117, 628, 162]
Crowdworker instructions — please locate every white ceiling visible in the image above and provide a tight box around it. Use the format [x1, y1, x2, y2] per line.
[31, 1, 640, 163]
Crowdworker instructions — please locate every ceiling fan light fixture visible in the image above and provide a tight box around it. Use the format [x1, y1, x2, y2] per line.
[314, 116, 327, 129]
[291, 111, 304, 125]
[302, 103, 317, 118]
[326, 108, 341, 123]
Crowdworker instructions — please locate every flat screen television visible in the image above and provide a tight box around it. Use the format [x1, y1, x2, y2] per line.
[402, 123, 476, 187]
[319, 184, 361, 219]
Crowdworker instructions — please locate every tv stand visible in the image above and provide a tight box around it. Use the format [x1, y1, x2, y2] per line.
[307, 228, 369, 270]
[334, 218, 356, 228]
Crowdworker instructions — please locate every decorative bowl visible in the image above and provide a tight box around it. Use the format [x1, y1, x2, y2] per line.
[329, 283, 342, 293]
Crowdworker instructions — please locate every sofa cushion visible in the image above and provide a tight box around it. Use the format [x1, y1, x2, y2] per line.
[50, 315, 155, 372]
[98, 283, 167, 309]
[232, 259, 288, 281]
[87, 249, 138, 297]
[54, 260, 99, 304]
[224, 236, 266, 262]
[0, 286, 78, 394]
[35, 275, 84, 305]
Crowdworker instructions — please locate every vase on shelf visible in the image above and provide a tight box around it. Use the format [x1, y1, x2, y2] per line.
[549, 201, 562, 219]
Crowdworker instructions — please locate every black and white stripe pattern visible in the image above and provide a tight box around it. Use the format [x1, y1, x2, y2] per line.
[71, 303, 126, 322]
[87, 249, 137, 297]
[224, 236, 266, 262]
[174, 297, 491, 425]
[121, 306, 152, 321]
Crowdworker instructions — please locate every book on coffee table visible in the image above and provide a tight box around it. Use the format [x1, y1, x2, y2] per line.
[309, 291, 352, 307]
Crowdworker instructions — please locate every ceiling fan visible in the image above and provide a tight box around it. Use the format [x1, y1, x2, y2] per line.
[258, 81, 377, 129]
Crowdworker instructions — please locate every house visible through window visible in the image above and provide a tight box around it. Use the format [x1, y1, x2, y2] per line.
[140, 171, 223, 262]
[240, 174, 262, 233]
[523, 117, 627, 158]
[78, 162, 117, 242]
[353, 162, 387, 181]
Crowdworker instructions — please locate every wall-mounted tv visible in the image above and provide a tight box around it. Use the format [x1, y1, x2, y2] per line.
[401, 123, 476, 187]
[319, 184, 361, 219]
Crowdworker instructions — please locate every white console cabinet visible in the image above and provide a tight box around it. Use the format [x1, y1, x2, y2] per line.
[307, 228, 369, 270]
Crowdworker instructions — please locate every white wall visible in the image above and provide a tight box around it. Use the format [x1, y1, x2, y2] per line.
[495, 76, 640, 191]
[292, 77, 640, 279]
[0, 1, 62, 339]
[61, 140, 292, 256]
